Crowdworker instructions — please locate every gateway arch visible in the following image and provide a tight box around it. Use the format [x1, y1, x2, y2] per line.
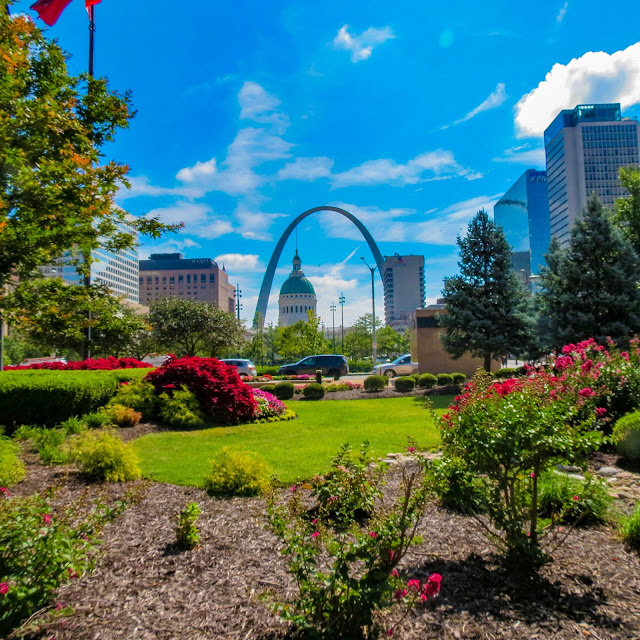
[254, 206, 384, 329]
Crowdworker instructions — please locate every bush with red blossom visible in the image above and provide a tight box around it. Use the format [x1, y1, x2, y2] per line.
[145, 356, 256, 425]
[4, 356, 149, 371]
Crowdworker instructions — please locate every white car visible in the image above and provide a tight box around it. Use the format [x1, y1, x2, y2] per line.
[373, 354, 418, 378]
[219, 358, 257, 377]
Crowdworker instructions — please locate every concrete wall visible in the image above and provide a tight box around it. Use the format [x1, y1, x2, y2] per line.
[410, 308, 500, 377]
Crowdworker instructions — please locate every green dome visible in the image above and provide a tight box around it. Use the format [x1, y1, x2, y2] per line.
[280, 276, 316, 296]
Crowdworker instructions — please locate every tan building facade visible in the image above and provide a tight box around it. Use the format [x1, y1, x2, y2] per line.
[410, 308, 500, 378]
[139, 253, 235, 312]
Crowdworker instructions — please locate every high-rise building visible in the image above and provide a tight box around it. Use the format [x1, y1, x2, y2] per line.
[382, 254, 425, 331]
[40, 217, 140, 303]
[278, 251, 317, 327]
[138, 253, 235, 312]
[544, 103, 640, 244]
[494, 169, 551, 281]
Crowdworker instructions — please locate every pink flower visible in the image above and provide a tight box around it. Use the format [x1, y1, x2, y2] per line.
[578, 387, 596, 398]
[621, 352, 630, 362]
[423, 573, 442, 597]
[420, 593, 428, 601]
[0, 487, 10, 497]
[530, 472, 535, 478]
[387, 630, 394, 636]
[388, 550, 395, 561]
[596, 407, 607, 417]
[555, 355, 574, 371]
[56, 602, 64, 611]
[572, 495, 579, 501]
[43, 514, 52, 525]
[312, 518, 317, 524]
[390, 569, 399, 578]
[407, 579, 421, 591]
[67, 568, 79, 579]
[580, 359, 593, 373]
[311, 531, 320, 539]
[0, 582, 8, 595]
[394, 588, 408, 601]
[368, 531, 378, 539]
[407, 446, 416, 453]
[289, 485, 298, 493]
[327, 495, 339, 504]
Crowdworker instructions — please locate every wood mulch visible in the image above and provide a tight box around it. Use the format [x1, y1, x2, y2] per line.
[9, 451, 640, 640]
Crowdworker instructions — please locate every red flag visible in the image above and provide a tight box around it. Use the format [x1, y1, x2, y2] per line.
[30, 0, 73, 26]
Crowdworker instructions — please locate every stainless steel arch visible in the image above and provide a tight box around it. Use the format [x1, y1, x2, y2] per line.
[254, 206, 384, 329]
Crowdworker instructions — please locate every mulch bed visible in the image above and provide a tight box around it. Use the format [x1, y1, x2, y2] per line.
[9, 452, 640, 640]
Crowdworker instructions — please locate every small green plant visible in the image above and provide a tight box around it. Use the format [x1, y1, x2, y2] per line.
[32, 428, 68, 465]
[58, 416, 86, 435]
[436, 373, 454, 386]
[620, 501, 640, 550]
[394, 376, 415, 392]
[303, 383, 325, 400]
[107, 381, 159, 421]
[274, 381, 295, 400]
[364, 375, 387, 391]
[612, 411, 640, 461]
[158, 387, 207, 429]
[83, 411, 114, 430]
[426, 456, 487, 514]
[10, 425, 39, 441]
[102, 404, 142, 428]
[451, 373, 466, 385]
[0, 436, 26, 486]
[175, 502, 201, 550]
[417, 373, 437, 389]
[204, 448, 271, 497]
[68, 429, 141, 482]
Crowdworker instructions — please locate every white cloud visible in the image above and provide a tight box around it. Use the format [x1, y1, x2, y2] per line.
[442, 83, 507, 129]
[332, 24, 396, 62]
[556, 2, 568, 23]
[234, 203, 288, 242]
[138, 237, 202, 260]
[278, 157, 334, 181]
[118, 176, 202, 201]
[176, 158, 217, 183]
[214, 253, 261, 271]
[515, 42, 640, 138]
[238, 81, 289, 133]
[144, 202, 233, 240]
[494, 145, 546, 166]
[331, 150, 476, 188]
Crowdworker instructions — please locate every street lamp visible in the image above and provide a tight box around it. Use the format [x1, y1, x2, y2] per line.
[235, 283, 242, 320]
[339, 293, 346, 353]
[360, 257, 379, 367]
[330, 302, 337, 353]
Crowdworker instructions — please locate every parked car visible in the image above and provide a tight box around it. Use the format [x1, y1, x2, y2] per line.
[219, 358, 257, 377]
[372, 354, 418, 378]
[278, 355, 349, 379]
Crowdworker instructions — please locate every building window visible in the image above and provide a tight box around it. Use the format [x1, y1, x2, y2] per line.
[201, 274, 206, 283]
[209, 274, 215, 283]
[187, 275, 191, 284]
[179, 275, 184, 282]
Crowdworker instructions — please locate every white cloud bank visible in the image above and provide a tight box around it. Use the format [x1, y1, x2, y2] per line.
[515, 42, 640, 138]
[332, 24, 395, 62]
[214, 253, 261, 271]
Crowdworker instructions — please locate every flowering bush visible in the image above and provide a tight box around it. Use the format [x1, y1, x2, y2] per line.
[252, 388, 286, 419]
[439, 365, 604, 567]
[5, 356, 150, 371]
[324, 381, 363, 392]
[267, 445, 436, 638]
[0, 488, 134, 636]
[145, 356, 256, 425]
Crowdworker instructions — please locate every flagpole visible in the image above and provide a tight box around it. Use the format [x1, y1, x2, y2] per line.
[88, 4, 95, 77]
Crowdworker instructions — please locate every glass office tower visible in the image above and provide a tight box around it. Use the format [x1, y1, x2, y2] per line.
[494, 169, 551, 282]
[544, 103, 640, 245]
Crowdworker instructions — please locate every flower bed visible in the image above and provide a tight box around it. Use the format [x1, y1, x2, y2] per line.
[4, 356, 150, 371]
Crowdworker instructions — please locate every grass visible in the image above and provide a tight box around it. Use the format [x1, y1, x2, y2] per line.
[133, 395, 451, 486]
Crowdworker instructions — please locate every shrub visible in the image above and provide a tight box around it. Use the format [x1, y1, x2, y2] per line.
[5, 356, 150, 371]
[102, 404, 142, 428]
[145, 356, 256, 425]
[267, 446, 439, 639]
[394, 376, 415, 392]
[83, 411, 113, 430]
[261, 383, 276, 393]
[274, 381, 295, 400]
[175, 502, 201, 550]
[204, 448, 271, 497]
[451, 373, 466, 385]
[417, 373, 437, 389]
[32, 428, 67, 465]
[538, 472, 611, 525]
[436, 373, 454, 386]
[107, 381, 158, 421]
[613, 411, 640, 461]
[364, 375, 387, 392]
[621, 501, 640, 550]
[0, 489, 132, 637]
[256, 365, 280, 376]
[0, 371, 120, 432]
[303, 383, 325, 400]
[252, 389, 286, 419]
[410, 373, 421, 382]
[494, 367, 519, 379]
[58, 416, 86, 435]
[426, 456, 487, 514]
[68, 429, 141, 482]
[158, 387, 207, 429]
[0, 436, 25, 486]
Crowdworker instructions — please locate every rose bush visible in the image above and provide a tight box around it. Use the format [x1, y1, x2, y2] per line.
[5, 356, 149, 371]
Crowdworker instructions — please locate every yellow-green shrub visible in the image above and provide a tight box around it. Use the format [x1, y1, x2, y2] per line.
[0, 435, 25, 486]
[68, 429, 141, 482]
[107, 381, 158, 421]
[621, 501, 640, 550]
[103, 404, 142, 428]
[158, 387, 207, 429]
[203, 448, 271, 497]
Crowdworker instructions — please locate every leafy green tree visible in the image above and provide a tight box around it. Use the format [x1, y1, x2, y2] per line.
[613, 166, 640, 254]
[353, 314, 383, 333]
[376, 326, 409, 359]
[343, 328, 372, 362]
[264, 323, 279, 364]
[246, 326, 267, 365]
[275, 311, 329, 361]
[537, 196, 640, 350]
[439, 210, 533, 372]
[149, 297, 246, 358]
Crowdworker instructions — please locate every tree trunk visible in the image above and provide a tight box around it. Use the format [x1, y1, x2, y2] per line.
[484, 354, 491, 372]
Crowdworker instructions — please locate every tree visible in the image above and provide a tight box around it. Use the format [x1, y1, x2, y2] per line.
[275, 311, 329, 362]
[376, 326, 409, 359]
[439, 210, 533, 372]
[264, 323, 279, 364]
[537, 196, 640, 350]
[353, 314, 383, 334]
[343, 329, 371, 362]
[149, 298, 246, 358]
[246, 328, 267, 365]
[613, 166, 640, 254]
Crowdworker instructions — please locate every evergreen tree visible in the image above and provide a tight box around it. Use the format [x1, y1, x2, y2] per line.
[613, 166, 640, 254]
[537, 196, 640, 349]
[439, 210, 533, 372]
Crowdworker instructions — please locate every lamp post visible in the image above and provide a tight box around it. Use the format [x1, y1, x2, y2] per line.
[235, 284, 242, 320]
[330, 302, 337, 353]
[360, 257, 379, 367]
[339, 292, 346, 353]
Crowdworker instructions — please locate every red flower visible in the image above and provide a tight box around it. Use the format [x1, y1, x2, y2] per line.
[390, 569, 399, 578]
[578, 387, 596, 398]
[368, 531, 378, 539]
[596, 407, 607, 417]
[0, 487, 10, 497]
[0, 582, 8, 595]
[423, 573, 442, 597]
[311, 531, 320, 539]
[289, 485, 298, 493]
[572, 495, 579, 501]
[394, 588, 408, 600]
[407, 579, 421, 591]
[43, 514, 52, 525]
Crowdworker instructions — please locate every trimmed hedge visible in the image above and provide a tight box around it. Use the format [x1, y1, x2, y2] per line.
[418, 373, 437, 389]
[274, 382, 295, 400]
[395, 376, 415, 392]
[364, 375, 387, 392]
[0, 371, 121, 432]
[437, 373, 454, 386]
[303, 383, 325, 400]
[451, 373, 466, 385]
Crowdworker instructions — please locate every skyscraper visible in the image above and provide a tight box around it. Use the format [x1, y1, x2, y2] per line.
[494, 169, 550, 281]
[544, 103, 640, 245]
[382, 254, 425, 330]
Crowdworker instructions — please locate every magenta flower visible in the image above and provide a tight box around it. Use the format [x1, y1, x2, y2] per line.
[572, 495, 580, 501]
[0, 582, 8, 595]
[390, 569, 399, 578]
[423, 573, 442, 597]
[311, 531, 320, 539]
[289, 485, 298, 493]
[43, 514, 52, 525]
[368, 531, 378, 539]
[529, 472, 535, 478]
[0, 487, 10, 497]
[578, 387, 596, 398]
[596, 407, 607, 417]
[407, 579, 421, 591]
[387, 629, 394, 636]
[394, 588, 407, 600]
[407, 446, 416, 453]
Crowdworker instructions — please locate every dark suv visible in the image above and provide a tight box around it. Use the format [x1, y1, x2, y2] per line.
[278, 355, 349, 379]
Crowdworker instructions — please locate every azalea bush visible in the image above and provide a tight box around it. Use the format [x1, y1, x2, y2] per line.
[438, 365, 604, 567]
[4, 356, 149, 371]
[145, 356, 256, 425]
[252, 388, 286, 419]
[267, 445, 438, 639]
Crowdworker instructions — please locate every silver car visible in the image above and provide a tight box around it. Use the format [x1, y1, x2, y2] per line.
[373, 354, 418, 378]
[219, 358, 257, 376]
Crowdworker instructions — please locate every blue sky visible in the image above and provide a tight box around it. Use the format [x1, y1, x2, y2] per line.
[16, 0, 640, 327]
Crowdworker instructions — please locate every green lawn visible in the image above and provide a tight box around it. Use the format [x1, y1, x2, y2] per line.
[132, 396, 452, 486]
